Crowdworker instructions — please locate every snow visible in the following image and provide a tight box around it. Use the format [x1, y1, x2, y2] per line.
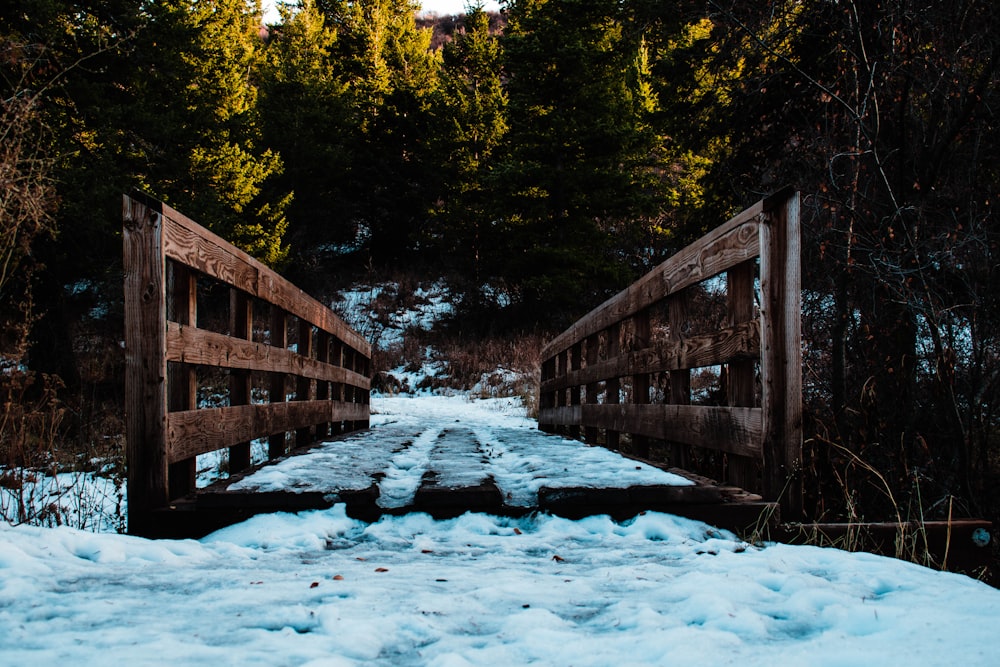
[228, 395, 693, 508]
[2, 499, 999, 664]
[2, 396, 999, 664]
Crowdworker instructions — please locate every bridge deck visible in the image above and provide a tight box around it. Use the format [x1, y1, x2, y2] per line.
[152, 396, 775, 538]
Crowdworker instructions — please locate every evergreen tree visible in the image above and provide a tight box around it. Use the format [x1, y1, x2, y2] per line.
[430, 5, 507, 292]
[320, 0, 441, 263]
[259, 0, 356, 260]
[492, 0, 664, 324]
[138, 0, 290, 266]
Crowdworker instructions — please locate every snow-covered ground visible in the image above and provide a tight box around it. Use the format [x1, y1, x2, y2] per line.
[2, 393, 1000, 665]
[229, 395, 692, 508]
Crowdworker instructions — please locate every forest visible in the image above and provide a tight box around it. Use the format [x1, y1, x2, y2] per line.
[2, 0, 999, 553]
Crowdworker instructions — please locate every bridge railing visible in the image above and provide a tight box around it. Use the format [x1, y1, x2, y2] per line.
[123, 193, 371, 535]
[538, 188, 802, 517]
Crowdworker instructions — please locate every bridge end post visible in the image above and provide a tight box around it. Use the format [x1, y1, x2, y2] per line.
[759, 189, 804, 520]
[123, 193, 170, 536]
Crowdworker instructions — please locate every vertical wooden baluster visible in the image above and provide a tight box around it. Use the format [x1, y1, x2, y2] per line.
[229, 289, 253, 472]
[760, 190, 803, 519]
[606, 322, 621, 451]
[727, 260, 757, 492]
[631, 309, 651, 458]
[269, 306, 288, 458]
[167, 263, 197, 499]
[584, 333, 599, 443]
[668, 290, 692, 468]
[123, 195, 167, 535]
[569, 342, 582, 439]
[315, 330, 331, 439]
[296, 320, 314, 447]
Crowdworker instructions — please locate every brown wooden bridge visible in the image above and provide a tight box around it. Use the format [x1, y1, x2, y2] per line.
[123, 191, 990, 570]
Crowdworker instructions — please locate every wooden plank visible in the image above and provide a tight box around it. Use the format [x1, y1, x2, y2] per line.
[584, 333, 599, 443]
[539, 404, 763, 457]
[165, 322, 371, 389]
[631, 310, 651, 457]
[229, 289, 253, 472]
[315, 330, 331, 438]
[159, 206, 370, 356]
[726, 259, 759, 492]
[668, 289, 692, 468]
[606, 322, 621, 450]
[167, 263, 197, 499]
[167, 401, 371, 462]
[541, 209, 761, 359]
[269, 307, 289, 458]
[759, 189, 803, 517]
[123, 194, 170, 533]
[296, 319, 314, 446]
[540, 321, 760, 392]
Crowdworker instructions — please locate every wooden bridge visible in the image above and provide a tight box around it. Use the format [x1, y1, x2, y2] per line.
[123, 192, 991, 571]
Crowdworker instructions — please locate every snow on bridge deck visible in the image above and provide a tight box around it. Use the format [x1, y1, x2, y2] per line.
[184, 395, 771, 534]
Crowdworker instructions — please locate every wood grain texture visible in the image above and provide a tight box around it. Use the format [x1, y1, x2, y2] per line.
[160, 206, 369, 356]
[539, 404, 763, 457]
[123, 195, 169, 529]
[168, 401, 371, 462]
[541, 206, 761, 359]
[124, 193, 373, 528]
[759, 190, 804, 516]
[164, 324, 372, 390]
[540, 321, 760, 392]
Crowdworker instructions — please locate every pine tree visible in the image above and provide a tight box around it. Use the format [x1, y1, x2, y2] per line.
[430, 5, 507, 290]
[259, 0, 355, 258]
[492, 0, 664, 323]
[320, 0, 441, 263]
[138, 0, 289, 266]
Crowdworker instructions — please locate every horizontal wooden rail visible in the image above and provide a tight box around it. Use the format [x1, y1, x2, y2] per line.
[124, 192, 372, 536]
[538, 188, 802, 517]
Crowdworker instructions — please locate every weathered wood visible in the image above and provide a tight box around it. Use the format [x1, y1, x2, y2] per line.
[541, 209, 761, 360]
[315, 330, 331, 438]
[160, 205, 369, 356]
[168, 401, 371, 462]
[296, 319, 314, 446]
[584, 333, 600, 443]
[268, 307, 289, 459]
[537, 189, 801, 512]
[167, 263, 197, 499]
[539, 404, 763, 457]
[228, 289, 253, 472]
[668, 289, 692, 468]
[759, 189, 803, 518]
[726, 260, 758, 492]
[124, 193, 372, 535]
[605, 322, 621, 451]
[123, 195, 169, 534]
[165, 322, 371, 389]
[631, 310, 651, 457]
[540, 321, 760, 393]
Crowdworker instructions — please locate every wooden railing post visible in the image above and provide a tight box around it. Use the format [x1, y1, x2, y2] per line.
[229, 289, 253, 472]
[123, 194, 168, 535]
[569, 342, 582, 439]
[727, 260, 758, 492]
[606, 323, 621, 451]
[167, 263, 197, 499]
[315, 330, 331, 438]
[668, 290, 691, 468]
[760, 190, 803, 518]
[631, 310, 651, 458]
[269, 307, 288, 458]
[296, 320, 314, 446]
[331, 338, 344, 435]
[584, 333, 599, 443]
